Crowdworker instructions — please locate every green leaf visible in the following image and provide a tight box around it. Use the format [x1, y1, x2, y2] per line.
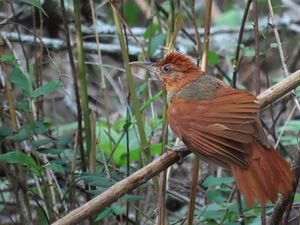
[121, 194, 142, 201]
[15, 100, 30, 111]
[123, 2, 138, 27]
[270, 43, 278, 48]
[38, 148, 64, 154]
[208, 51, 219, 67]
[33, 138, 52, 148]
[10, 131, 29, 142]
[111, 203, 123, 215]
[45, 163, 65, 173]
[32, 121, 47, 134]
[9, 68, 29, 96]
[140, 90, 162, 112]
[17, 0, 48, 16]
[203, 176, 234, 187]
[95, 208, 112, 221]
[0, 54, 18, 66]
[144, 22, 161, 39]
[195, 203, 224, 219]
[207, 189, 227, 203]
[80, 173, 115, 187]
[56, 135, 70, 146]
[32, 81, 63, 98]
[150, 33, 166, 57]
[244, 49, 255, 57]
[0, 126, 13, 139]
[0, 152, 39, 171]
[215, 9, 241, 26]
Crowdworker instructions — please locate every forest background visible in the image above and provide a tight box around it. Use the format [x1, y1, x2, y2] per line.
[0, 0, 300, 224]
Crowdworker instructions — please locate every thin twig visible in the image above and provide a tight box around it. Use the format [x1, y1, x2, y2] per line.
[108, 0, 149, 60]
[232, 0, 252, 88]
[60, 0, 85, 171]
[275, 105, 296, 148]
[236, 188, 245, 225]
[266, 0, 300, 112]
[253, 0, 260, 95]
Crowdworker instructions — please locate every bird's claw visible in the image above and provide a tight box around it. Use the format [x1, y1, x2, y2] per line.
[166, 144, 188, 165]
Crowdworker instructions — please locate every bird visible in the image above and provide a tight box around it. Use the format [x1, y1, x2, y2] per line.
[131, 52, 295, 207]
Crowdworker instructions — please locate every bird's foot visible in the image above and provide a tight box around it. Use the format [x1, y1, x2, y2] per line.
[166, 143, 188, 164]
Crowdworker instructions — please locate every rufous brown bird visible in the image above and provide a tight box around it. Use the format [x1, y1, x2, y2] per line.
[131, 52, 295, 207]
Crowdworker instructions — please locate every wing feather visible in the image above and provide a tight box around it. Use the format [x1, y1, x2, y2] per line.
[168, 87, 260, 168]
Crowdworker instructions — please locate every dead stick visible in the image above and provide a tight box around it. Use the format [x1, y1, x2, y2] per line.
[52, 68, 300, 225]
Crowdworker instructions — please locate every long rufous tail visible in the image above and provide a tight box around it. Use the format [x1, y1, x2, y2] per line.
[231, 140, 295, 207]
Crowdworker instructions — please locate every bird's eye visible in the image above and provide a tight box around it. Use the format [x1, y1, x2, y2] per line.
[162, 65, 173, 73]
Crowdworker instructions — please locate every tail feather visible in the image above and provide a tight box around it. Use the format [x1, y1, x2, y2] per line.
[231, 140, 294, 207]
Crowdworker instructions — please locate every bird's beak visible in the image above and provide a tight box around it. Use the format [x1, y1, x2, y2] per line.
[129, 61, 158, 74]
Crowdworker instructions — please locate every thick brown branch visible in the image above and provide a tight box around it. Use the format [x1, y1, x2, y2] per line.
[52, 69, 300, 225]
[256, 69, 300, 108]
[52, 150, 190, 225]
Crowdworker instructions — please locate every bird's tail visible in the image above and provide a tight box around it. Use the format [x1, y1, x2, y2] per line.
[231, 140, 294, 207]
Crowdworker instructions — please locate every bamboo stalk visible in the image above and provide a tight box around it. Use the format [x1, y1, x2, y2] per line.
[73, 0, 92, 157]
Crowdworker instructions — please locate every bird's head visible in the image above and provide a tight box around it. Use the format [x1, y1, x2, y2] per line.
[130, 52, 204, 91]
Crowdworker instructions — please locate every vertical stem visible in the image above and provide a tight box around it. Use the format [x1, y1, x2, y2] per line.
[112, 6, 159, 192]
[73, 0, 92, 157]
[201, 0, 212, 72]
[253, 0, 260, 95]
[60, 0, 85, 171]
[188, 1, 212, 224]
[232, 0, 252, 88]
[89, 0, 114, 167]
[237, 188, 245, 225]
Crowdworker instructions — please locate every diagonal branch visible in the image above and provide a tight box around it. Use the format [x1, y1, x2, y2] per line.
[52, 69, 300, 225]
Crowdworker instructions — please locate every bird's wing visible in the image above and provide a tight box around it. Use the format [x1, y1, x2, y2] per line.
[167, 87, 262, 168]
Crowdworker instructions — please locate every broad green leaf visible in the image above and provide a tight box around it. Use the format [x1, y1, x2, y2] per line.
[9, 68, 29, 96]
[17, 0, 48, 16]
[32, 121, 47, 134]
[144, 22, 161, 39]
[33, 138, 52, 148]
[38, 207, 48, 225]
[208, 51, 218, 67]
[45, 163, 65, 173]
[150, 33, 166, 57]
[10, 131, 28, 142]
[80, 173, 115, 187]
[203, 176, 234, 187]
[195, 203, 224, 219]
[0, 152, 39, 171]
[123, 2, 138, 27]
[15, 100, 30, 111]
[95, 208, 112, 221]
[56, 135, 71, 147]
[0, 54, 18, 66]
[0, 126, 13, 139]
[207, 189, 227, 203]
[32, 81, 63, 98]
[111, 203, 123, 215]
[86, 190, 104, 197]
[38, 148, 64, 154]
[121, 195, 141, 201]
[215, 9, 241, 26]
